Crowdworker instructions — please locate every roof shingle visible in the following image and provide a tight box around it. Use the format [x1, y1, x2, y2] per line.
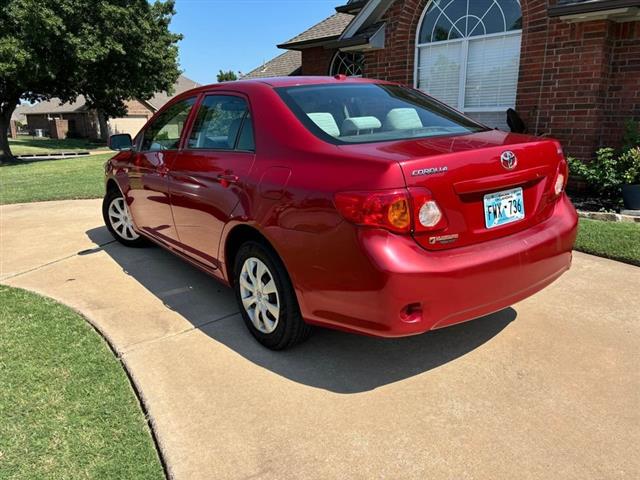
[23, 75, 199, 116]
[243, 50, 302, 79]
[278, 12, 354, 48]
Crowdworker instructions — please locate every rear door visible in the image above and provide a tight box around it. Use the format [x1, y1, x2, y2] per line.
[127, 97, 196, 247]
[168, 93, 256, 269]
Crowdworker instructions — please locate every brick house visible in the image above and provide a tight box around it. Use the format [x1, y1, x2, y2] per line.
[23, 75, 199, 139]
[245, 0, 640, 160]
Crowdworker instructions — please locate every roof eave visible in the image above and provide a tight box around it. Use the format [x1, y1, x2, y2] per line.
[339, 0, 393, 41]
[325, 23, 386, 51]
[549, 0, 640, 19]
[335, 0, 368, 14]
[277, 35, 342, 50]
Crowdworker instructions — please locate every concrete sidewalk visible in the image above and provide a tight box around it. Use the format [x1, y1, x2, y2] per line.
[1, 199, 639, 479]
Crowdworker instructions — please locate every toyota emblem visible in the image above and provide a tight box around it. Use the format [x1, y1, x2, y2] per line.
[500, 151, 517, 170]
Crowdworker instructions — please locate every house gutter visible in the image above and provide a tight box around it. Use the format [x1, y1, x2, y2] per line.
[548, 0, 640, 17]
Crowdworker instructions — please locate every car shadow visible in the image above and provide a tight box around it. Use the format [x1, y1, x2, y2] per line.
[86, 226, 516, 394]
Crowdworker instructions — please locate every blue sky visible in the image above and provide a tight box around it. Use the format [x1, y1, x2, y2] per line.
[170, 0, 339, 84]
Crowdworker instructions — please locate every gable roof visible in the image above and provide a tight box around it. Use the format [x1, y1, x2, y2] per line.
[278, 12, 354, 49]
[26, 96, 89, 115]
[243, 50, 302, 79]
[23, 75, 199, 116]
[11, 104, 35, 122]
[145, 75, 200, 110]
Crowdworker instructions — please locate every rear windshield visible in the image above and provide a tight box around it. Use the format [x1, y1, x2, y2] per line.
[276, 83, 487, 145]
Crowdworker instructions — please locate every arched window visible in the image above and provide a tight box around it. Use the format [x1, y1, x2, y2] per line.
[415, 0, 522, 129]
[329, 51, 365, 77]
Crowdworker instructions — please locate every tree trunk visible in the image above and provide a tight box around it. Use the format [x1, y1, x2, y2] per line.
[0, 101, 17, 164]
[97, 109, 110, 143]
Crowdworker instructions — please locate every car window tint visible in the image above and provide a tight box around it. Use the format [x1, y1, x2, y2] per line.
[277, 84, 486, 145]
[188, 95, 249, 150]
[236, 113, 255, 151]
[141, 97, 196, 151]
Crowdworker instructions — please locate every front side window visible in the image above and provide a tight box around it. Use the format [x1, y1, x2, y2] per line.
[416, 0, 522, 129]
[187, 95, 253, 150]
[277, 83, 486, 145]
[141, 97, 196, 151]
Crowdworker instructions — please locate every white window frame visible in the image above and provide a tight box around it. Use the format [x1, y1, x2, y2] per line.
[413, 1, 522, 114]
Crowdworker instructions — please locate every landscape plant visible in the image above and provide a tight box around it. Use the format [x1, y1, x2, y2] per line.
[0, 0, 183, 162]
[567, 120, 640, 202]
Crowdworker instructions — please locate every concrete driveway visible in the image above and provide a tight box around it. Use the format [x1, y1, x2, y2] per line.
[1, 199, 639, 480]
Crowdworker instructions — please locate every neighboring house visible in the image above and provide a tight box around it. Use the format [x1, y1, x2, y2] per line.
[243, 50, 302, 78]
[249, 0, 640, 160]
[11, 104, 32, 125]
[24, 75, 199, 139]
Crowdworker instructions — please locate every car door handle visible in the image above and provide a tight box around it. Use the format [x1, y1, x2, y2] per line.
[217, 174, 239, 186]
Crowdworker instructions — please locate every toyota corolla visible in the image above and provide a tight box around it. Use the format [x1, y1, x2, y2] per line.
[103, 76, 578, 349]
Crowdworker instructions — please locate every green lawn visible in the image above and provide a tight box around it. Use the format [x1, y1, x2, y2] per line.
[575, 218, 640, 267]
[0, 153, 111, 204]
[9, 137, 106, 156]
[0, 286, 164, 480]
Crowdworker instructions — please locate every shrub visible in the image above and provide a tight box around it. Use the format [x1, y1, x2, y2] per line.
[620, 147, 640, 185]
[567, 120, 640, 199]
[568, 148, 624, 200]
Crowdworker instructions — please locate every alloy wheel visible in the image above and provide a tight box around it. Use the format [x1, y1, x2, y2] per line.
[239, 257, 280, 334]
[108, 197, 139, 241]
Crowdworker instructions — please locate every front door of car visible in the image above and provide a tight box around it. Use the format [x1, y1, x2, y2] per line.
[168, 94, 255, 269]
[127, 97, 196, 247]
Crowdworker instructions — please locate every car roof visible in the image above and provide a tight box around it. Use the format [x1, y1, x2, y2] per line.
[246, 76, 393, 87]
[189, 76, 393, 92]
[159, 76, 397, 112]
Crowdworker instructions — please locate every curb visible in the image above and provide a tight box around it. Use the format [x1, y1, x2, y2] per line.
[577, 210, 640, 223]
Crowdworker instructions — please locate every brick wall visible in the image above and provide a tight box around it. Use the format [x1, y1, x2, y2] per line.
[48, 118, 69, 139]
[297, 0, 640, 161]
[123, 99, 154, 118]
[603, 21, 640, 148]
[26, 114, 49, 133]
[362, 0, 424, 86]
[301, 47, 336, 75]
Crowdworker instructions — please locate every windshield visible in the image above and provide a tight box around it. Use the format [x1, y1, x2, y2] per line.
[276, 83, 487, 145]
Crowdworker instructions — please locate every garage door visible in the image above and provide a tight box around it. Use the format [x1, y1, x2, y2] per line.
[109, 116, 149, 137]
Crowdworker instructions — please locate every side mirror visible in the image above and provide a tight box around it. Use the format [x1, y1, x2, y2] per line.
[108, 133, 133, 151]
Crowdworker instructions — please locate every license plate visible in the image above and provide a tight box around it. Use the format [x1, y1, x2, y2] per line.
[484, 187, 525, 229]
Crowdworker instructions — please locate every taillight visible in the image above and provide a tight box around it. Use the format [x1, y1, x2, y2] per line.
[334, 188, 446, 234]
[334, 190, 411, 233]
[408, 187, 447, 232]
[552, 156, 569, 198]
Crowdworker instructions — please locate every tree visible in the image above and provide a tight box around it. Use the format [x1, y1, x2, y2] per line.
[0, 0, 182, 162]
[217, 70, 238, 83]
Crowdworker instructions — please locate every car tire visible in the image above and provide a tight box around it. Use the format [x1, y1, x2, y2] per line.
[234, 241, 312, 350]
[102, 189, 147, 248]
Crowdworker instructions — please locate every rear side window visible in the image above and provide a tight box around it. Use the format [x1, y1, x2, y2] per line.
[187, 95, 254, 151]
[141, 97, 196, 151]
[276, 83, 486, 145]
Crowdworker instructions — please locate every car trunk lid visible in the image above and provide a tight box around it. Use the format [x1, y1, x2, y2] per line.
[339, 130, 564, 251]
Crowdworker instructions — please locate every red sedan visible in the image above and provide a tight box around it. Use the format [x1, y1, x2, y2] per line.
[104, 76, 578, 349]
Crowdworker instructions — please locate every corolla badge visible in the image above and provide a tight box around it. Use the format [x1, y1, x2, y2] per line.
[411, 166, 448, 176]
[500, 151, 518, 170]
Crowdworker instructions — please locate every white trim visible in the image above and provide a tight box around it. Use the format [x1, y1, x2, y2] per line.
[413, 0, 523, 120]
[458, 38, 469, 109]
[413, 2, 433, 88]
[329, 51, 365, 77]
[341, 0, 383, 40]
[416, 28, 521, 49]
[463, 106, 513, 112]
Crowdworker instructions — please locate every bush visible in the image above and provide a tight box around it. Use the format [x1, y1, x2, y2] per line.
[620, 147, 640, 185]
[567, 120, 640, 200]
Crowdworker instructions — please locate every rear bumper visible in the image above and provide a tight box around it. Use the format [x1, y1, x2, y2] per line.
[301, 194, 578, 337]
